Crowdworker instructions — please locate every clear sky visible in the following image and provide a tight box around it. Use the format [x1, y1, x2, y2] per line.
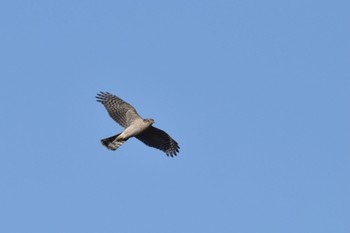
[0, 1, 349, 232]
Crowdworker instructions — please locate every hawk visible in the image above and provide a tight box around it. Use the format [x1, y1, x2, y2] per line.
[96, 92, 180, 157]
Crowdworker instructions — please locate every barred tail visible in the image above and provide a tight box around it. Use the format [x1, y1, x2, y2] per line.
[100, 134, 126, 151]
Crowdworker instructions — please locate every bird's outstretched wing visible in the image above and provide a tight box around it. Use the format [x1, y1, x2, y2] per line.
[136, 126, 180, 157]
[96, 92, 142, 128]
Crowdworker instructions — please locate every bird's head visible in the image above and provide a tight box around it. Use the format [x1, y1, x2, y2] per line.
[144, 118, 155, 125]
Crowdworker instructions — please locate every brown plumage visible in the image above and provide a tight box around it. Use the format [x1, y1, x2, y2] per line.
[96, 92, 180, 157]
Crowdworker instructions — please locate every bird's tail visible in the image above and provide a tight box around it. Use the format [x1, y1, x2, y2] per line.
[101, 134, 126, 151]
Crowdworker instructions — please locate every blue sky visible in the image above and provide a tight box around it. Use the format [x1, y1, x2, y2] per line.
[0, 0, 349, 232]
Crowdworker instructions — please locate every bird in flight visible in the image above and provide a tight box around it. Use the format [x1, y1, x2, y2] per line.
[96, 92, 180, 157]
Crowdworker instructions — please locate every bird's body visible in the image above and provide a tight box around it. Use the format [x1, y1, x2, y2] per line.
[96, 92, 179, 157]
[117, 118, 153, 140]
